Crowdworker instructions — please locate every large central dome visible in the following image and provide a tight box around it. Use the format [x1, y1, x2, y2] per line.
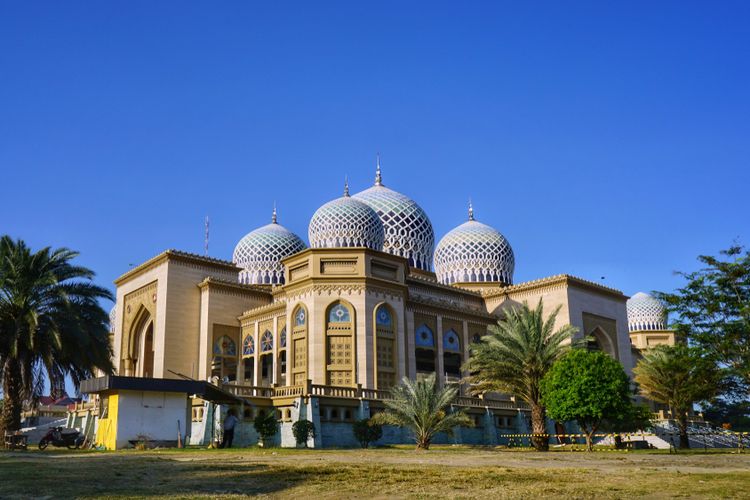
[309, 183, 385, 249]
[353, 161, 435, 270]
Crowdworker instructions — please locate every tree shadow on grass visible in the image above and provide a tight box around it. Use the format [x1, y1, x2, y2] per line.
[0, 455, 303, 498]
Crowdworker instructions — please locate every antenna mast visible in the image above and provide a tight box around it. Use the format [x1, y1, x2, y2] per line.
[204, 216, 210, 256]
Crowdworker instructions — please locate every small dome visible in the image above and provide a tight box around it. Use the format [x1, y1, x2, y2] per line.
[353, 160, 435, 270]
[627, 292, 667, 331]
[109, 305, 117, 333]
[434, 204, 514, 285]
[233, 209, 307, 285]
[309, 183, 385, 250]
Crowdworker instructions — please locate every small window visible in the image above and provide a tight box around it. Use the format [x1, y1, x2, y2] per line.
[243, 335, 255, 356]
[328, 304, 351, 323]
[415, 324, 434, 348]
[443, 329, 460, 352]
[295, 308, 306, 326]
[261, 330, 273, 352]
[214, 336, 237, 356]
[376, 307, 392, 326]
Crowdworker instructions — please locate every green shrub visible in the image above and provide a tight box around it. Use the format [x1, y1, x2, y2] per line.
[253, 410, 277, 446]
[352, 418, 383, 448]
[292, 419, 315, 447]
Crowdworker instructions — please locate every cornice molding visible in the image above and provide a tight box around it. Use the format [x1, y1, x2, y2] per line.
[115, 249, 240, 286]
[481, 274, 626, 301]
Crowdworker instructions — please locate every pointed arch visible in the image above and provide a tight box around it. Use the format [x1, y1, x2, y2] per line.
[290, 303, 309, 385]
[374, 302, 397, 390]
[325, 300, 356, 387]
[588, 326, 617, 358]
[126, 305, 153, 377]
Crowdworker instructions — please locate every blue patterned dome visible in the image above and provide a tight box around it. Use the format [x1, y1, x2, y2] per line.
[353, 161, 435, 270]
[233, 209, 307, 285]
[627, 292, 667, 331]
[309, 183, 385, 250]
[434, 204, 514, 285]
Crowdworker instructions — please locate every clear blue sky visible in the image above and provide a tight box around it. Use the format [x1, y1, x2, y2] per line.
[2, 1, 748, 303]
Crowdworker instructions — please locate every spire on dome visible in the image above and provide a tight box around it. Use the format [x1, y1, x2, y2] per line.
[272, 202, 277, 224]
[344, 176, 350, 197]
[375, 153, 383, 186]
[468, 199, 475, 221]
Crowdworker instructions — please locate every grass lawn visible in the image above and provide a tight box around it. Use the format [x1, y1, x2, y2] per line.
[1, 446, 749, 499]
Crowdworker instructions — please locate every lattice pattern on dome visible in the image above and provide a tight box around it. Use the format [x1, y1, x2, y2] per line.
[308, 194, 385, 250]
[627, 292, 667, 331]
[233, 216, 306, 285]
[353, 184, 435, 271]
[434, 219, 515, 285]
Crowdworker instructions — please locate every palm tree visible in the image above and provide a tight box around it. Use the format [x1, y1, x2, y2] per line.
[465, 299, 579, 451]
[0, 236, 114, 432]
[633, 344, 721, 449]
[371, 373, 473, 449]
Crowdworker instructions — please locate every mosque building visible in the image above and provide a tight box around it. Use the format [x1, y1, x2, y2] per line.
[85, 162, 674, 448]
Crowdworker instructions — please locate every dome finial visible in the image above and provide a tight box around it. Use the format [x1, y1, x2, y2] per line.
[375, 153, 383, 186]
[468, 198, 475, 221]
[344, 176, 350, 197]
[272, 202, 277, 224]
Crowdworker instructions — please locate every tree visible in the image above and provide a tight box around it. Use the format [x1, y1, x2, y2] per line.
[633, 345, 722, 449]
[655, 244, 750, 396]
[352, 418, 383, 449]
[465, 299, 579, 451]
[370, 373, 472, 450]
[703, 399, 750, 432]
[541, 349, 635, 451]
[292, 419, 315, 448]
[253, 409, 278, 447]
[599, 404, 654, 449]
[0, 236, 114, 431]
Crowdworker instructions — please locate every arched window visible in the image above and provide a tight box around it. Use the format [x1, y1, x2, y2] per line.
[443, 329, 460, 352]
[261, 330, 273, 352]
[214, 336, 237, 356]
[415, 324, 435, 348]
[295, 307, 306, 327]
[242, 334, 254, 384]
[291, 306, 308, 385]
[325, 301, 355, 386]
[278, 325, 287, 386]
[443, 329, 462, 379]
[374, 304, 396, 390]
[258, 329, 274, 386]
[376, 307, 392, 327]
[243, 335, 255, 356]
[415, 324, 436, 374]
[212, 335, 237, 382]
[328, 303, 351, 323]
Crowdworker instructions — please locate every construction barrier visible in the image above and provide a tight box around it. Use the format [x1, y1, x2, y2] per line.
[497, 431, 748, 453]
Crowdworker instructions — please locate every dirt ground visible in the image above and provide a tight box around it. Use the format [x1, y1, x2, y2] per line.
[2, 447, 749, 498]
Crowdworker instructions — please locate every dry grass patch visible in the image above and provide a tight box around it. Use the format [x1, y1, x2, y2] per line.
[1, 448, 748, 498]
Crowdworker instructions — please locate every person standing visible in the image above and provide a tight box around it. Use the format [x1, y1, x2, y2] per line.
[220, 409, 239, 448]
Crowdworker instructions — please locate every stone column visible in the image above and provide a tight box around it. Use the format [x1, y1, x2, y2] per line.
[436, 315, 445, 387]
[272, 317, 279, 385]
[253, 322, 261, 386]
[406, 308, 416, 379]
[461, 320, 470, 396]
